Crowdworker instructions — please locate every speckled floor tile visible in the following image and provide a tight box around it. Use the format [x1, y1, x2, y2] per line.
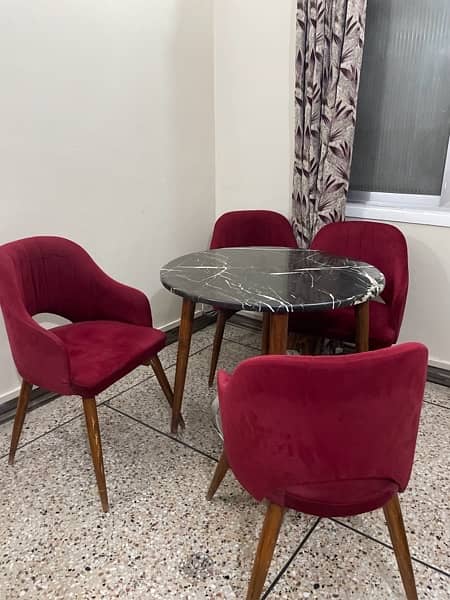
[0, 406, 314, 600]
[0, 326, 217, 460]
[268, 519, 449, 599]
[109, 339, 258, 459]
[0, 368, 156, 461]
[424, 381, 450, 409]
[223, 322, 262, 350]
[0, 393, 82, 459]
[335, 402, 450, 573]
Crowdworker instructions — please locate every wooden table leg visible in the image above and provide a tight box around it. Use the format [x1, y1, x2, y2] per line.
[268, 313, 289, 355]
[355, 301, 370, 353]
[171, 297, 195, 433]
[208, 309, 236, 387]
[261, 313, 271, 354]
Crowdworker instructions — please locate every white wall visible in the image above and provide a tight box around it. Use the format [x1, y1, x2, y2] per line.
[385, 222, 450, 370]
[0, 0, 215, 402]
[213, 0, 450, 369]
[214, 0, 296, 218]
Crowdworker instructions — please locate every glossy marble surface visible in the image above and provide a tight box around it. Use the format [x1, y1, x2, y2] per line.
[161, 248, 385, 313]
[0, 322, 447, 599]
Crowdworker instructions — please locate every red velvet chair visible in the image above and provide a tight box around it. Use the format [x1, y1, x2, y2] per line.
[289, 221, 409, 350]
[207, 343, 428, 600]
[0, 236, 175, 512]
[208, 210, 297, 385]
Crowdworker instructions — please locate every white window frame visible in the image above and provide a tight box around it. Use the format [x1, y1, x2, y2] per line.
[346, 136, 450, 227]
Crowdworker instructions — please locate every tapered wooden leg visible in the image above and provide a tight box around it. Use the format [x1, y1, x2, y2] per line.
[301, 335, 316, 355]
[8, 380, 32, 465]
[261, 313, 271, 354]
[355, 301, 370, 352]
[172, 298, 196, 433]
[268, 313, 289, 354]
[208, 309, 236, 387]
[206, 450, 229, 500]
[149, 355, 185, 428]
[383, 494, 418, 600]
[82, 398, 109, 513]
[246, 503, 285, 600]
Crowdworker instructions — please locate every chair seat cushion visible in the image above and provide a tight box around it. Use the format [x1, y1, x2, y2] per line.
[275, 478, 399, 517]
[289, 301, 396, 348]
[51, 321, 166, 397]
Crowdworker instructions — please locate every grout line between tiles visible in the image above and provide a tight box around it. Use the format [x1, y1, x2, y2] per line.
[106, 403, 219, 464]
[0, 411, 85, 461]
[104, 339, 217, 408]
[262, 517, 322, 599]
[224, 338, 260, 353]
[0, 377, 156, 458]
[330, 518, 450, 578]
[423, 400, 450, 411]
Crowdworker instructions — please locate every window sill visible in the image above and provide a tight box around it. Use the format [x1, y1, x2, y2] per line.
[346, 202, 450, 228]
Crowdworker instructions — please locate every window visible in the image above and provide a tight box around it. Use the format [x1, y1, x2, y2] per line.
[348, 0, 450, 225]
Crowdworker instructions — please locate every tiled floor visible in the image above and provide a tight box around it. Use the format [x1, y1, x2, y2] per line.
[0, 322, 448, 599]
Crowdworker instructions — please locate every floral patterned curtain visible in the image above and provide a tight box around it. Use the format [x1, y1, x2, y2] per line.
[292, 0, 367, 247]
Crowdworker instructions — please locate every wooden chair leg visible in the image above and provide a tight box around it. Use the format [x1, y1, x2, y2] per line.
[261, 313, 271, 354]
[82, 398, 109, 513]
[208, 310, 235, 387]
[246, 503, 285, 600]
[206, 450, 229, 500]
[355, 300, 370, 353]
[268, 313, 289, 355]
[8, 380, 32, 465]
[383, 494, 418, 600]
[149, 356, 185, 428]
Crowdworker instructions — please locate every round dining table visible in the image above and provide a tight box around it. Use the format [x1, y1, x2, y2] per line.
[160, 247, 385, 433]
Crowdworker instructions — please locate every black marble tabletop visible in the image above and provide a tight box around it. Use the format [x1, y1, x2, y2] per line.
[160, 248, 385, 313]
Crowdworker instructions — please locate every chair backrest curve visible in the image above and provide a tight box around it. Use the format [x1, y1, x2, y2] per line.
[0, 236, 110, 322]
[218, 343, 427, 503]
[311, 221, 409, 338]
[210, 210, 298, 250]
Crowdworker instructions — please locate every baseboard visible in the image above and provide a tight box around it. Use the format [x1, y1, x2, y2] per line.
[158, 309, 205, 333]
[427, 365, 450, 387]
[428, 357, 450, 371]
[0, 387, 58, 425]
[0, 387, 22, 405]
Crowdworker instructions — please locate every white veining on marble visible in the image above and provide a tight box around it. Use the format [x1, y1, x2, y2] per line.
[161, 248, 385, 313]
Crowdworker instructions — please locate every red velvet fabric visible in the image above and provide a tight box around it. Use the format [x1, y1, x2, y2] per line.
[52, 321, 165, 397]
[218, 343, 428, 517]
[0, 237, 166, 396]
[289, 221, 409, 347]
[210, 210, 298, 249]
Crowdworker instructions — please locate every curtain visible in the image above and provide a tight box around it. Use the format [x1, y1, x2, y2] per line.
[292, 0, 367, 247]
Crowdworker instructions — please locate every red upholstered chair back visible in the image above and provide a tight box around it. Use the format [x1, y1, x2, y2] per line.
[218, 343, 427, 506]
[311, 221, 408, 340]
[210, 210, 298, 249]
[0, 237, 114, 322]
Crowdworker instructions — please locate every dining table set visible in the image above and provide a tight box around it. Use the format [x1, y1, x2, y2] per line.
[0, 216, 426, 600]
[160, 245, 385, 433]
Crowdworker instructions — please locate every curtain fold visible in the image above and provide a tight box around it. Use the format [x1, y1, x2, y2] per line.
[292, 0, 367, 247]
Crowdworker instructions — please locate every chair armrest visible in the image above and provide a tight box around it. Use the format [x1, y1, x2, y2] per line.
[5, 314, 72, 394]
[94, 273, 152, 327]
